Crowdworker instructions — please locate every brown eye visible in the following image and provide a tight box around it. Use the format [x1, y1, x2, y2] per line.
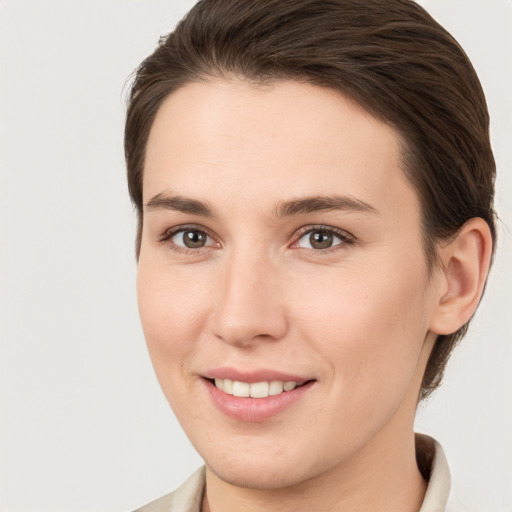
[296, 228, 350, 250]
[309, 230, 334, 249]
[171, 229, 211, 249]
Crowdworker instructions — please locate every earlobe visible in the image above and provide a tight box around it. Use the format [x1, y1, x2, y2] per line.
[429, 218, 493, 335]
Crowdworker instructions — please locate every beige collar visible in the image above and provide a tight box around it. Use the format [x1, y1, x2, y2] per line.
[417, 434, 451, 512]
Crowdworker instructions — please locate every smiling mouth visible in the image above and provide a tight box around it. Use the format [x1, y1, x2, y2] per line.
[211, 378, 308, 398]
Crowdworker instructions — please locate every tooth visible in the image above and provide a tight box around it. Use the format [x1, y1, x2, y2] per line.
[232, 381, 250, 397]
[223, 379, 233, 394]
[250, 381, 269, 398]
[214, 378, 224, 391]
[283, 381, 297, 391]
[269, 380, 284, 395]
[215, 378, 300, 397]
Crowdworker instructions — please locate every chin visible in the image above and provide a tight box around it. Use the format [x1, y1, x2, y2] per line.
[197, 430, 344, 491]
[206, 457, 316, 490]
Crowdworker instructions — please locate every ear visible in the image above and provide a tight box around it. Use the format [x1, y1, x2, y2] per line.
[429, 218, 494, 335]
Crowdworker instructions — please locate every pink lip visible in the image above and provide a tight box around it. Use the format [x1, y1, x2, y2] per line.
[203, 367, 310, 384]
[201, 368, 315, 422]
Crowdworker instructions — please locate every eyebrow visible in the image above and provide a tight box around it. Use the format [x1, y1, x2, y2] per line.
[144, 193, 378, 218]
[144, 193, 215, 217]
[274, 195, 378, 217]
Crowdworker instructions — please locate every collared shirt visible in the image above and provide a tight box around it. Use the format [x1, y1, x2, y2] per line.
[134, 435, 453, 512]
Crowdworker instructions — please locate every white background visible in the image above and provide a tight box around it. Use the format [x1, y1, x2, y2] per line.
[0, 1, 510, 511]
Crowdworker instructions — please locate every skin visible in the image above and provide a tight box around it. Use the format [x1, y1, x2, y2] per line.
[137, 79, 491, 512]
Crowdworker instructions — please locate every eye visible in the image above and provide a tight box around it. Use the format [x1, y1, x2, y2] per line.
[295, 227, 353, 250]
[167, 228, 215, 249]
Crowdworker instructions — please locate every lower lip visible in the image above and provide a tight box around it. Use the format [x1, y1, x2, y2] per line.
[203, 379, 315, 422]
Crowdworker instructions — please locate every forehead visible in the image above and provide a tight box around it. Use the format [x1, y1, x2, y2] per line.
[143, 79, 418, 219]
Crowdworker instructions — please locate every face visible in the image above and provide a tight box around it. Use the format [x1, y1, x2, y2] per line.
[137, 79, 441, 490]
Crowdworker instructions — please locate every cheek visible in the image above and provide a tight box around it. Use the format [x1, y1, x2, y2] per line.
[290, 256, 431, 395]
[136, 259, 210, 373]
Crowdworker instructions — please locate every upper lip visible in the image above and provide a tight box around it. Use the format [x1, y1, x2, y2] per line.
[202, 367, 313, 384]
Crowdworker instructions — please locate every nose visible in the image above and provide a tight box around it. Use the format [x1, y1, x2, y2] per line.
[210, 250, 288, 347]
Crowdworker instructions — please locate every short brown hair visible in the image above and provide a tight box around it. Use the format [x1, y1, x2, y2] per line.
[124, 0, 496, 399]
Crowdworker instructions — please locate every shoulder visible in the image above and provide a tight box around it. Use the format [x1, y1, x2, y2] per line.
[133, 467, 206, 512]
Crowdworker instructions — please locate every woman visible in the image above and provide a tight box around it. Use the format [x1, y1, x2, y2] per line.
[125, 1, 496, 510]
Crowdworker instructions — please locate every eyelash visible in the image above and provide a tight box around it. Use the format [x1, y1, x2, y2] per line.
[158, 224, 356, 255]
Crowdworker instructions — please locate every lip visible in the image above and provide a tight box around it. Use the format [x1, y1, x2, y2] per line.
[203, 367, 311, 384]
[201, 367, 316, 422]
